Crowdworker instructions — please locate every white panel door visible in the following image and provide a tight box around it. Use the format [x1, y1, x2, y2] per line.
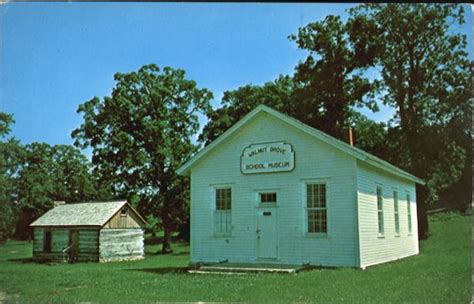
[257, 208, 278, 259]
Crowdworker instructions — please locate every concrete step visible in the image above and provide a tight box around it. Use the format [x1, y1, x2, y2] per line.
[187, 270, 248, 275]
[188, 263, 312, 274]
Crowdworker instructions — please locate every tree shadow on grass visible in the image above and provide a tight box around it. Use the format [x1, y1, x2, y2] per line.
[8, 257, 35, 264]
[0, 241, 32, 247]
[127, 267, 189, 275]
[144, 250, 190, 256]
[144, 236, 187, 245]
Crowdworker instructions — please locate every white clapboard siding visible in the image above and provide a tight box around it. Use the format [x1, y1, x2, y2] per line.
[191, 112, 359, 267]
[356, 161, 419, 268]
[187, 107, 420, 268]
[99, 229, 144, 262]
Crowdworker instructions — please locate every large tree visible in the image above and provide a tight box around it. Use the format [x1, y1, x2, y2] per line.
[436, 61, 473, 212]
[15, 143, 97, 239]
[72, 64, 212, 253]
[289, 14, 381, 140]
[50, 145, 97, 203]
[0, 112, 23, 242]
[17, 143, 57, 218]
[350, 4, 471, 238]
[201, 15, 382, 146]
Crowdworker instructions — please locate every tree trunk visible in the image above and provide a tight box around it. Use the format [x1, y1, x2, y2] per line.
[161, 225, 173, 254]
[160, 195, 173, 254]
[416, 184, 429, 240]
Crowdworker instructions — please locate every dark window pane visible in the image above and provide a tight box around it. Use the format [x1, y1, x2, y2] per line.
[308, 210, 315, 233]
[261, 192, 276, 203]
[319, 184, 325, 196]
[307, 183, 327, 233]
[216, 188, 231, 210]
[320, 195, 326, 208]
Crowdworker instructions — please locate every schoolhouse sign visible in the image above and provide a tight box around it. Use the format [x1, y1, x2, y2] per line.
[241, 142, 295, 174]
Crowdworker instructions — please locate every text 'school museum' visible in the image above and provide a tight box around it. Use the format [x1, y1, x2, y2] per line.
[30, 201, 146, 263]
[178, 105, 424, 269]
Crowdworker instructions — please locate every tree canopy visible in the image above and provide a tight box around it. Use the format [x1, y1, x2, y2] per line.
[0, 112, 23, 242]
[349, 4, 471, 237]
[351, 4, 470, 193]
[200, 13, 383, 146]
[199, 75, 294, 145]
[14, 143, 98, 239]
[72, 64, 212, 253]
[289, 14, 380, 139]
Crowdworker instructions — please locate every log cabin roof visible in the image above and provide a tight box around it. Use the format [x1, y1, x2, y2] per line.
[30, 200, 146, 227]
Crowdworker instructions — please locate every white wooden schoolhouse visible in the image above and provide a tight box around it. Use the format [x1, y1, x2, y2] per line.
[178, 105, 424, 269]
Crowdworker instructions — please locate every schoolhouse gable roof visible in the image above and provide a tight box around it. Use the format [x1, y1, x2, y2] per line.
[30, 200, 147, 227]
[177, 104, 424, 185]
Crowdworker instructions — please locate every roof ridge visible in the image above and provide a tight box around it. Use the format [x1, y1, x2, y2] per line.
[260, 105, 422, 182]
[30, 200, 135, 227]
[62, 200, 127, 205]
[177, 104, 424, 185]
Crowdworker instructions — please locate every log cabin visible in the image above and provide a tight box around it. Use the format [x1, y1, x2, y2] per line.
[30, 200, 146, 263]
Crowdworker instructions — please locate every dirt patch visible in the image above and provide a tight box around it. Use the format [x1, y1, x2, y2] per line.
[0, 291, 7, 303]
[0, 290, 20, 303]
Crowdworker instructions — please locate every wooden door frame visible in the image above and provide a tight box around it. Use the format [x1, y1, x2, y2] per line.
[68, 229, 79, 262]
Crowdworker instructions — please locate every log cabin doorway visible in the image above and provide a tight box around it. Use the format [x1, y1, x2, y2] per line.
[68, 230, 79, 262]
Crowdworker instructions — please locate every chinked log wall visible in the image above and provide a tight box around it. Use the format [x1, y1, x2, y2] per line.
[99, 229, 144, 262]
[32, 228, 69, 262]
[77, 229, 100, 262]
[32, 227, 100, 262]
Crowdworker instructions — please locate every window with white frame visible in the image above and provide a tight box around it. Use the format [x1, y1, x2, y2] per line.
[407, 193, 412, 234]
[214, 188, 232, 235]
[306, 183, 327, 233]
[377, 186, 384, 236]
[393, 190, 400, 235]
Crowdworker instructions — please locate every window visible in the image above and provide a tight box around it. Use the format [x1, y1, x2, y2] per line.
[393, 191, 400, 235]
[377, 186, 384, 236]
[120, 208, 127, 217]
[44, 231, 52, 253]
[306, 183, 327, 233]
[260, 192, 277, 204]
[214, 188, 232, 235]
[407, 193, 412, 234]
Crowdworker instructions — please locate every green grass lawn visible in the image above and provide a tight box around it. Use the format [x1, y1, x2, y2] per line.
[0, 212, 471, 303]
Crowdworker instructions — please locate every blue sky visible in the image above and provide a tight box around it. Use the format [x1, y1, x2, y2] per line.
[1, 3, 473, 153]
